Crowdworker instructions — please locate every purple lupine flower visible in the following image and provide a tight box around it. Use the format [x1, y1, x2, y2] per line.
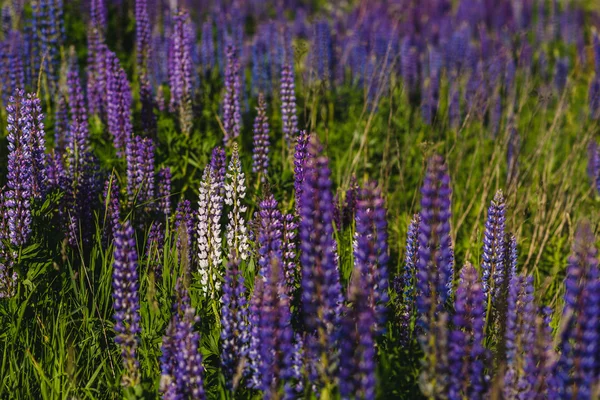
[220, 259, 249, 391]
[5, 89, 33, 247]
[293, 131, 310, 212]
[157, 167, 172, 218]
[135, 0, 151, 84]
[145, 221, 164, 280]
[160, 281, 205, 399]
[400, 35, 420, 102]
[256, 257, 295, 397]
[593, 30, 600, 77]
[299, 135, 343, 387]
[33, 0, 63, 94]
[210, 146, 227, 191]
[103, 173, 120, 242]
[63, 59, 99, 247]
[416, 154, 454, 329]
[503, 274, 535, 399]
[256, 194, 283, 278]
[197, 164, 224, 298]
[6, 31, 25, 100]
[222, 45, 242, 145]
[54, 93, 68, 153]
[200, 20, 214, 74]
[312, 19, 332, 83]
[27, 92, 47, 199]
[281, 62, 298, 143]
[589, 77, 600, 121]
[126, 135, 155, 207]
[174, 199, 195, 265]
[554, 57, 569, 93]
[556, 221, 600, 399]
[224, 143, 250, 260]
[522, 310, 559, 398]
[339, 273, 377, 400]
[45, 152, 64, 191]
[106, 50, 133, 156]
[396, 213, 420, 345]
[86, 0, 107, 116]
[340, 176, 359, 230]
[252, 93, 270, 180]
[112, 221, 141, 387]
[247, 275, 265, 389]
[282, 213, 299, 295]
[169, 10, 194, 135]
[448, 263, 487, 400]
[354, 182, 389, 333]
[481, 190, 506, 301]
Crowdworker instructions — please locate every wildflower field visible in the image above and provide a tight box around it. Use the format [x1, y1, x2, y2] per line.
[1, 0, 600, 398]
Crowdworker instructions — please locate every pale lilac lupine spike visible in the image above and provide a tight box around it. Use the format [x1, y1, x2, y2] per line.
[224, 143, 250, 260]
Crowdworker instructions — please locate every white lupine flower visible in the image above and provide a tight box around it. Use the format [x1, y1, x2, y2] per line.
[197, 164, 224, 298]
[224, 143, 250, 260]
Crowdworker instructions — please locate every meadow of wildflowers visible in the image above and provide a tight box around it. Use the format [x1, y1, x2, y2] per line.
[1, 0, 600, 398]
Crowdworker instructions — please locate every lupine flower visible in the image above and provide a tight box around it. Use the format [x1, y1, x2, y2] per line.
[146, 221, 164, 280]
[395, 214, 420, 344]
[293, 131, 309, 212]
[416, 154, 454, 328]
[554, 57, 569, 92]
[63, 59, 99, 247]
[32, 0, 63, 94]
[353, 182, 389, 333]
[481, 190, 506, 302]
[112, 221, 141, 387]
[126, 135, 155, 207]
[555, 221, 600, 399]
[86, 0, 107, 116]
[169, 10, 194, 135]
[197, 164, 224, 298]
[299, 135, 343, 388]
[222, 45, 242, 145]
[339, 273, 377, 400]
[103, 173, 120, 242]
[220, 259, 249, 391]
[339, 176, 359, 230]
[503, 274, 535, 399]
[416, 154, 453, 397]
[26, 92, 46, 199]
[400, 35, 419, 102]
[247, 276, 265, 389]
[45, 152, 64, 192]
[589, 77, 600, 120]
[282, 213, 299, 295]
[6, 31, 25, 100]
[106, 50, 133, 156]
[313, 19, 332, 83]
[256, 194, 283, 278]
[522, 310, 559, 398]
[252, 93, 270, 180]
[448, 263, 487, 400]
[256, 258, 295, 397]
[160, 281, 205, 399]
[200, 20, 214, 74]
[136, 0, 154, 136]
[210, 146, 227, 191]
[174, 199, 195, 266]
[224, 143, 250, 260]
[281, 62, 298, 143]
[6, 89, 33, 247]
[54, 93, 68, 153]
[157, 167, 172, 218]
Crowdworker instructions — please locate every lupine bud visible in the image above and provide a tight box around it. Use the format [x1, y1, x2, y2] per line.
[174, 199, 195, 265]
[103, 173, 120, 242]
[252, 93, 270, 180]
[224, 143, 250, 260]
[293, 131, 309, 212]
[112, 221, 141, 387]
[281, 62, 298, 143]
[395, 214, 420, 344]
[157, 167, 172, 218]
[222, 45, 242, 145]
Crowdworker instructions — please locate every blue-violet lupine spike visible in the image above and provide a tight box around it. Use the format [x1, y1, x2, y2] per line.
[106, 50, 133, 157]
[157, 167, 172, 218]
[252, 93, 270, 181]
[555, 221, 599, 399]
[448, 263, 487, 400]
[174, 199, 195, 267]
[281, 62, 298, 144]
[5, 89, 33, 247]
[299, 135, 343, 388]
[103, 173, 120, 242]
[256, 194, 283, 279]
[222, 45, 242, 145]
[481, 190, 506, 302]
[282, 213, 299, 295]
[220, 258, 249, 391]
[112, 221, 141, 387]
[396, 213, 420, 345]
[293, 131, 309, 213]
[354, 181, 389, 334]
